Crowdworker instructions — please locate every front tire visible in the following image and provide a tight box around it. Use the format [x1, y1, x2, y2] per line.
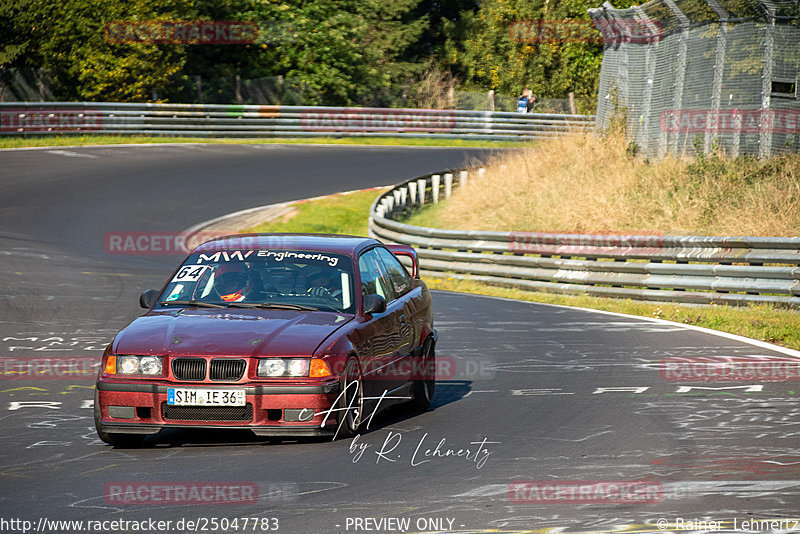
[334, 357, 364, 439]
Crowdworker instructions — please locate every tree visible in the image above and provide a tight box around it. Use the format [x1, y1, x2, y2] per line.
[3, 0, 191, 101]
[441, 0, 639, 111]
[244, 0, 428, 106]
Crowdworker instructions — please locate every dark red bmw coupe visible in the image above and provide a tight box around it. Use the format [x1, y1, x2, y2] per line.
[94, 234, 436, 447]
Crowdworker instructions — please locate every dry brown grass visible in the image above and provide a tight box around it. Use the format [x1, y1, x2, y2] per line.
[424, 130, 800, 236]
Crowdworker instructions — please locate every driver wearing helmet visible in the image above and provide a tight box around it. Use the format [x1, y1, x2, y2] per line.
[305, 266, 342, 299]
[213, 263, 252, 302]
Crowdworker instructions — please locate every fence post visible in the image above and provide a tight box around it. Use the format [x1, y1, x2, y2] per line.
[444, 173, 453, 199]
[759, 4, 776, 158]
[432, 174, 440, 204]
[703, 0, 730, 155]
[663, 0, 690, 157]
[634, 7, 660, 157]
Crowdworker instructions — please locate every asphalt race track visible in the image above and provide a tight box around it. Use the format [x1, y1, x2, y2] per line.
[1, 144, 799, 534]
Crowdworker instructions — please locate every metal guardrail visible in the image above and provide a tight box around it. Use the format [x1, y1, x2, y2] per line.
[369, 170, 800, 308]
[0, 102, 594, 141]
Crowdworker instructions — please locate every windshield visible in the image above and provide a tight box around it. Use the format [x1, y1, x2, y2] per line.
[157, 249, 355, 314]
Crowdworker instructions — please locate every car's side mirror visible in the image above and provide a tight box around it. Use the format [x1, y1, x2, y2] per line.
[362, 294, 386, 315]
[139, 289, 159, 309]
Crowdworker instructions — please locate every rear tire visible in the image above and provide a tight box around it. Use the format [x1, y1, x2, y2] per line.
[94, 391, 148, 448]
[410, 337, 435, 412]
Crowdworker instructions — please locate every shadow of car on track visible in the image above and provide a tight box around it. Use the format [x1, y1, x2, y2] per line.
[99, 380, 473, 449]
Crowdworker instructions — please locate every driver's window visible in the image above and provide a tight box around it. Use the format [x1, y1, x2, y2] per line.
[376, 247, 412, 297]
[358, 249, 393, 301]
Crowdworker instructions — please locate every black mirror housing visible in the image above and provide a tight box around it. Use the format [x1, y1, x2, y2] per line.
[139, 289, 159, 309]
[362, 294, 386, 315]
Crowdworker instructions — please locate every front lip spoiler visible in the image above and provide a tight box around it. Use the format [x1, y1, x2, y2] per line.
[99, 422, 334, 437]
[96, 382, 339, 395]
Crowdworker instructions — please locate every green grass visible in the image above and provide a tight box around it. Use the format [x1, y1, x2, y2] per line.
[238, 188, 800, 352]
[404, 202, 448, 229]
[243, 188, 383, 237]
[0, 135, 526, 150]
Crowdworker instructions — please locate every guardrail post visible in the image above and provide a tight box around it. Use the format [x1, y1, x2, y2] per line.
[417, 178, 427, 205]
[478, 168, 486, 179]
[444, 173, 453, 199]
[400, 188, 407, 206]
[432, 174, 440, 204]
[409, 182, 417, 204]
[460, 170, 468, 187]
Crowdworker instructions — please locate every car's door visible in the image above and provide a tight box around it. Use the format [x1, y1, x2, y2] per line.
[375, 247, 419, 386]
[355, 248, 404, 397]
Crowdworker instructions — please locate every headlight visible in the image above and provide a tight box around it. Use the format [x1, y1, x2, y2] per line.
[139, 356, 162, 375]
[257, 358, 309, 377]
[288, 359, 309, 376]
[117, 355, 140, 374]
[114, 355, 163, 375]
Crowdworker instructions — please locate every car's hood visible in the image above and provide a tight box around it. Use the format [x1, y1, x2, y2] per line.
[113, 308, 353, 358]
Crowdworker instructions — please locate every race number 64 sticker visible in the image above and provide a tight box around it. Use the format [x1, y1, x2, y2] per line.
[171, 265, 208, 283]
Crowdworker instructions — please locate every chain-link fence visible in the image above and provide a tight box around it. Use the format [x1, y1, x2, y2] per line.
[589, 0, 799, 158]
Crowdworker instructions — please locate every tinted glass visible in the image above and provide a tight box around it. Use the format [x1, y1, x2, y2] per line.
[157, 249, 355, 313]
[376, 247, 412, 296]
[358, 248, 393, 301]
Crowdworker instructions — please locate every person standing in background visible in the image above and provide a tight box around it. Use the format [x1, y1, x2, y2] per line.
[517, 87, 532, 113]
[526, 92, 538, 113]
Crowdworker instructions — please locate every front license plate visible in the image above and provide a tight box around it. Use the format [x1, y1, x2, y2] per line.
[167, 388, 245, 406]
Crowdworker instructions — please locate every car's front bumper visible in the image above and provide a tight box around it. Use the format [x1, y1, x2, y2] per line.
[96, 379, 341, 437]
